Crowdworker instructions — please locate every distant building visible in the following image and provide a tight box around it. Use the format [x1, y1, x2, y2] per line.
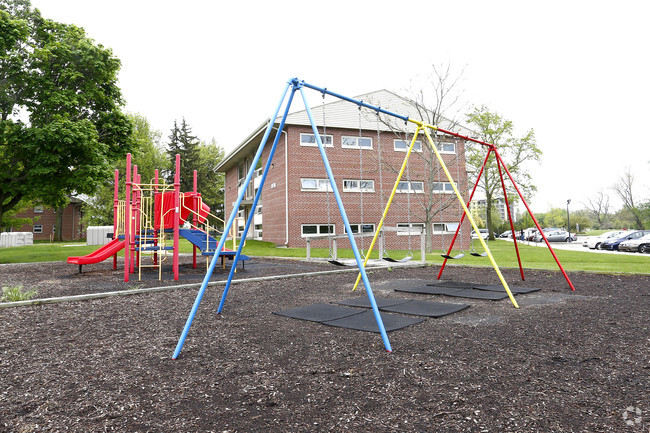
[216, 89, 475, 251]
[470, 197, 516, 222]
[9, 198, 85, 241]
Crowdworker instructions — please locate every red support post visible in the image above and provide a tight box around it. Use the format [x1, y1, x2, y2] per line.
[496, 157, 525, 281]
[131, 167, 139, 275]
[134, 169, 140, 273]
[437, 148, 493, 279]
[113, 169, 119, 270]
[192, 169, 198, 269]
[153, 169, 159, 266]
[494, 149, 575, 291]
[124, 154, 131, 282]
[173, 154, 181, 281]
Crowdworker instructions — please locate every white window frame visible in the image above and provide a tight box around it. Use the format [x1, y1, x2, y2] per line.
[33, 224, 43, 234]
[397, 223, 425, 236]
[394, 139, 422, 152]
[301, 224, 335, 237]
[433, 222, 460, 234]
[341, 135, 373, 149]
[300, 178, 333, 192]
[33, 205, 44, 213]
[432, 181, 455, 194]
[345, 223, 376, 234]
[343, 179, 375, 192]
[396, 181, 424, 193]
[300, 133, 333, 147]
[436, 141, 456, 154]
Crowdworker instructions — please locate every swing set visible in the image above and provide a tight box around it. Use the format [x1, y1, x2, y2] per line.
[171, 78, 575, 359]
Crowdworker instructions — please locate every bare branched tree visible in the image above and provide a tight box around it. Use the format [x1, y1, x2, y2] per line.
[366, 64, 469, 253]
[583, 190, 611, 229]
[612, 168, 645, 229]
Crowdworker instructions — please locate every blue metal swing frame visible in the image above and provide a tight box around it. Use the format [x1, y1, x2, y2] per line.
[172, 78, 414, 359]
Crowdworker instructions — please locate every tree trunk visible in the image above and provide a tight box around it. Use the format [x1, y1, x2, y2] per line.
[55, 206, 64, 242]
[485, 192, 495, 241]
[425, 218, 434, 254]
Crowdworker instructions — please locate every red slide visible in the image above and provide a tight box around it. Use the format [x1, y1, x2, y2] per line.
[67, 238, 126, 265]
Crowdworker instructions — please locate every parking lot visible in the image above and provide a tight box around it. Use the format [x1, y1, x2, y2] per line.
[502, 236, 650, 256]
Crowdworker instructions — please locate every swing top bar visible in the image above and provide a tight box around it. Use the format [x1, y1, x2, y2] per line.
[294, 78, 496, 150]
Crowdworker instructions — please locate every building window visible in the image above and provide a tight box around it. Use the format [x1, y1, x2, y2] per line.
[341, 136, 372, 149]
[436, 141, 456, 153]
[394, 139, 422, 152]
[433, 222, 460, 234]
[301, 224, 335, 237]
[301, 178, 333, 192]
[432, 182, 455, 193]
[343, 179, 375, 192]
[300, 133, 333, 147]
[396, 181, 424, 193]
[34, 205, 44, 213]
[345, 224, 375, 234]
[397, 223, 425, 235]
[33, 225, 43, 234]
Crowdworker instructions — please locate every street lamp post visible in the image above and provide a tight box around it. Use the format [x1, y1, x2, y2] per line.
[566, 199, 571, 242]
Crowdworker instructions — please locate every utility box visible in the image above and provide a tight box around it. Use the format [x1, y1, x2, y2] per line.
[86, 226, 113, 246]
[0, 232, 34, 248]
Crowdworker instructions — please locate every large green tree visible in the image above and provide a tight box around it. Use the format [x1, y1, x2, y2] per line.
[196, 139, 225, 221]
[465, 106, 542, 240]
[0, 0, 134, 236]
[82, 113, 168, 226]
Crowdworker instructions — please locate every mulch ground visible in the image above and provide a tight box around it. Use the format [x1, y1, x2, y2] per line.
[1, 256, 649, 432]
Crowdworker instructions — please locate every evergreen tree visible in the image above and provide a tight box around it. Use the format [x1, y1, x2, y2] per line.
[167, 118, 200, 192]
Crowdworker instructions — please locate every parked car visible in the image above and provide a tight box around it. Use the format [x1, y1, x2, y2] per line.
[471, 229, 489, 240]
[533, 230, 576, 242]
[499, 230, 513, 238]
[618, 233, 650, 253]
[583, 230, 626, 249]
[600, 230, 650, 251]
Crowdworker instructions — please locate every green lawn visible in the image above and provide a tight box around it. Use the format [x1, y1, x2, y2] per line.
[1, 239, 648, 275]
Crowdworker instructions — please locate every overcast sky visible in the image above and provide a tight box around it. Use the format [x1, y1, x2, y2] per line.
[31, 0, 650, 213]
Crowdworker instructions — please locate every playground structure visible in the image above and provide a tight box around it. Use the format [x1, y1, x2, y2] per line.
[172, 78, 576, 359]
[67, 154, 247, 282]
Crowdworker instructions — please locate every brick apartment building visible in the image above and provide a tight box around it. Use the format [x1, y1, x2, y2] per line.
[10, 198, 85, 242]
[216, 89, 473, 252]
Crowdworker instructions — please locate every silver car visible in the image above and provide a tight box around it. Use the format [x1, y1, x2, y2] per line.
[533, 230, 576, 242]
[618, 233, 650, 253]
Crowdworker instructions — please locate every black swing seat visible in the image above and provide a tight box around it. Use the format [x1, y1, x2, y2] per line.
[441, 252, 465, 260]
[382, 256, 413, 263]
[470, 251, 487, 257]
[328, 259, 359, 267]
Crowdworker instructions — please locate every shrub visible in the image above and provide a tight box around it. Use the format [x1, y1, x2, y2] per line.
[1, 285, 38, 302]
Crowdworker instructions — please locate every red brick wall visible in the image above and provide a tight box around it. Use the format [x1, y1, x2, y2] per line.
[14, 203, 84, 241]
[224, 124, 472, 251]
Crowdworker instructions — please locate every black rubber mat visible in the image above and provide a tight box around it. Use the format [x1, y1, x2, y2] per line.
[273, 303, 363, 323]
[322, 310, 425, 333]
[472, 284, 541, 294]
[333, 296, 411, 309]
[426, 280, 478, 289]
[380, 300, 470, 317]
[395, 286, 510, 300]
[394, 286, 458, 296]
